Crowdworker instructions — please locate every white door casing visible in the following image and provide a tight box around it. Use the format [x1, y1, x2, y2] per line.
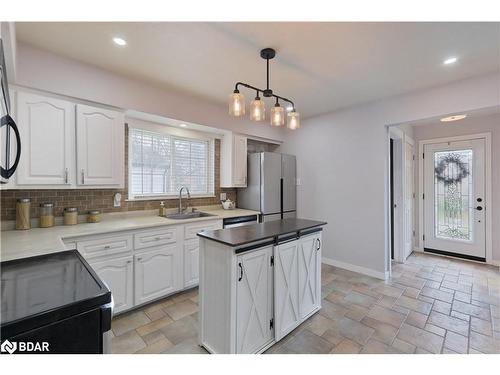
[16, 92, 75, 185]
[90, 255, 133, 314]
[274, 240, 300, 341]
[76, 104, 124, 186]
[235, 246, 273, 353]
[134, 244, 181, 305]
[423, 139, 486, 259]
[298, 233, 321, 319]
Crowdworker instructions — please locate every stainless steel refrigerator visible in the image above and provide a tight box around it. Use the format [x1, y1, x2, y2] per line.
[237, 152, 296, 222]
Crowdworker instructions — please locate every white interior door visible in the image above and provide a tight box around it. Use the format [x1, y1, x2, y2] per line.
[403, 138, 414, 260]
[423, 139, 486, 259]
[236, 246, 273, 354]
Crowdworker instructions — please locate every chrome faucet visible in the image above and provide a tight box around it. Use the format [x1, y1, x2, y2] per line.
[178, 186, 191, 213]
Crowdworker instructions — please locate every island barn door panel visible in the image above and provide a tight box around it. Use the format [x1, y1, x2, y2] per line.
[235, 246, 273, 354]
[274, 240, 300, 341]
[298, 232, 321, 319]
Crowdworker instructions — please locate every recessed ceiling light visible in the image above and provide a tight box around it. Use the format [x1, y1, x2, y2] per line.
[112, 37, 127, 46]
[440, 114, 467, 122]
[443, 57, 458, 65]
[179, 123, 188, 128]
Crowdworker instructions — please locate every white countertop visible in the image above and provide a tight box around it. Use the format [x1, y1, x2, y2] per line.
[0, 207, 259, 262]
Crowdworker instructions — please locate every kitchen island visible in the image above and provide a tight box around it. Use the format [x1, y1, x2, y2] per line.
[197, 218, 326, 354]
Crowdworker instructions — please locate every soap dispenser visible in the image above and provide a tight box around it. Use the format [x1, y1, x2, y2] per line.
[159, 201, 166, 216]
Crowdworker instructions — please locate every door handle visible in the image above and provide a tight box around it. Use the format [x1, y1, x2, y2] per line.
[476, 206, 483, 211]
[81, 169, 85, 184]
[238, 262, 243, 281]
[65, 168, 69, 184]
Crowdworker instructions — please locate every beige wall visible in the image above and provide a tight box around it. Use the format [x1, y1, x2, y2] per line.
[412, 112, 500, 262]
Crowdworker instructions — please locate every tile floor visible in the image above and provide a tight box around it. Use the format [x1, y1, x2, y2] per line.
[110, 252, 500, 354]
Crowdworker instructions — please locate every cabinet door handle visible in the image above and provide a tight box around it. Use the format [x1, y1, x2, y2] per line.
[126, 260, 132, 264]
[155, 236, 162, 240]
[238, 262, 243, 282]
[104, 245, 111, 249]
[137, 257, 142, 261]
[316, 238, 321, 251]
[81, 169, 85, 184]
[65, 168, 69, 184]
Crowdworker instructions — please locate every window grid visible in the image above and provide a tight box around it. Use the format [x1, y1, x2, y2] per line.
[129, 128, 214, 199]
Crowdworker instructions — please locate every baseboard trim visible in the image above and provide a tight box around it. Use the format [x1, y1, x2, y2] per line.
[322, 257, 388, 280]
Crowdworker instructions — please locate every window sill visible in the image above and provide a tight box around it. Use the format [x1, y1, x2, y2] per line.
[126, 194, 216, 202]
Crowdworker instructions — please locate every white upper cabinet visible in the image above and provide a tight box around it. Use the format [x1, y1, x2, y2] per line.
[220, 132, 247, 188]
[16, 92, 75, 186]
[76, 104, 124, 187]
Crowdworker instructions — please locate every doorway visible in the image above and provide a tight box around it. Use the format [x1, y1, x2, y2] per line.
[422, 137, 487, 261]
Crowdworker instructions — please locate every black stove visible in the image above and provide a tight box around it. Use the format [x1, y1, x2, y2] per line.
[1, 250, 112, 354]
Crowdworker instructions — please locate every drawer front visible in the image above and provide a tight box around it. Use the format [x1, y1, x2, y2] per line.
[134, 227, 178, 250]
[184, 220, 222, 240]
[77, 235, 133, 259]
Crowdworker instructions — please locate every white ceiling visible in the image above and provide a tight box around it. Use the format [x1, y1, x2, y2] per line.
[15, 22, 500, 118]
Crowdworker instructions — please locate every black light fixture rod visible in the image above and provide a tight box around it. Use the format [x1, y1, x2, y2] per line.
[234, 81, 295, 110]
[266, 58, 270, 91]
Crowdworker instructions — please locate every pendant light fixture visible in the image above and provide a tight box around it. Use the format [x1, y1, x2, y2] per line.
[229, 48, 300, 130]
[249, 92, 265, 121]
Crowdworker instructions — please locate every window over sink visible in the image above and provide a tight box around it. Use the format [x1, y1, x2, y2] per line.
[129, 127, 214, 199]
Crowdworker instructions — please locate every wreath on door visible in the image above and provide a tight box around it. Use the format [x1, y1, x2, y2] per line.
[434, 153, 469, 184]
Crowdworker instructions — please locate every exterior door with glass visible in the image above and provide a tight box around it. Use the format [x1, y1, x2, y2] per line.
[423, 139, 486, 260]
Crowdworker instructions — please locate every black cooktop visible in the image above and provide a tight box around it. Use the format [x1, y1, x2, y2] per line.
[1, 250, 111, 338]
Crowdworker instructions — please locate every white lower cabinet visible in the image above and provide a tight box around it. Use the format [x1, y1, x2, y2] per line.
[184, 239, 200, 288]
[134, 244, 182, 306]
[274, 232, 322, 340]
[89, 255, 134, 314]
[298, 233, 322, 319]
[199, 230, 323, 353]
[274, 240, 301, 341]
[235, 246, 274, 354]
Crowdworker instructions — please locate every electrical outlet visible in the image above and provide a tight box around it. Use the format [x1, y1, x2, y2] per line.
[220, 192, 227, 201]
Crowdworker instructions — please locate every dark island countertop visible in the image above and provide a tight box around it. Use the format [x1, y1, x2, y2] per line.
[197, 218, 327, 248]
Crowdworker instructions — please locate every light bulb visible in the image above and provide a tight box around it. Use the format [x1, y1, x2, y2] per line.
[228, 91, 245, 117]
[250, 97, 266, 121]
[287, 111, 300, 130]
[270, 103, 284, 127]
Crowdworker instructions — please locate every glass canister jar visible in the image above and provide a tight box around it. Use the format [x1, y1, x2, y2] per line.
[39, 203, 55, 228]
[64, 207, 78, 225]
[87, 210, 101, 223]
[16, 198, 31, 230]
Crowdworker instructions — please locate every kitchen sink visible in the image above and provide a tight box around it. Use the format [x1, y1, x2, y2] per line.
[165, 211, 217, 220]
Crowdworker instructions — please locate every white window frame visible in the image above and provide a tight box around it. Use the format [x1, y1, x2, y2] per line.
[128, 126, 215, 200]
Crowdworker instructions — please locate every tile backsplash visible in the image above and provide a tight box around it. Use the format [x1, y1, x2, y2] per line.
[0, 130, 236, 221]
